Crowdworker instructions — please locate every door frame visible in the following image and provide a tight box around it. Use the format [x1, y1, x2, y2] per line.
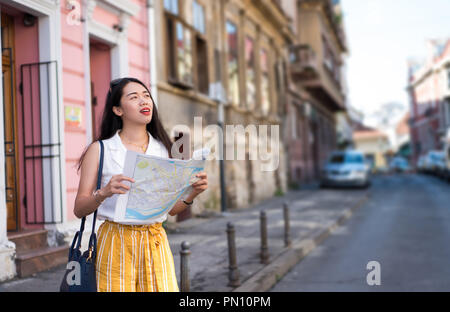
[0, 0, 66, 238]
[83, 0, 134, 144]
[2, 12, 20, 231]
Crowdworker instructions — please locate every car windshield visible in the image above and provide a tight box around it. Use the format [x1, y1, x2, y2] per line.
[329, 153, 364, 164]
[346, 154, 364, 164]
[430, 153, 444, 161]
[329, 154, 345, 164]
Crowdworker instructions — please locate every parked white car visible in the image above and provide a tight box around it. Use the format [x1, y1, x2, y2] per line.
[320, 150, 371, 188]
[435, 154, 447, 178]
[389, 157, 411, 173]
[417, 155, 427, 172]
[443, 142, 450, 181]
[424, 150, 446, 174]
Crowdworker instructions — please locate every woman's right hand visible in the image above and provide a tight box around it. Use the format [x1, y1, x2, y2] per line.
[101, 174, 135, 198]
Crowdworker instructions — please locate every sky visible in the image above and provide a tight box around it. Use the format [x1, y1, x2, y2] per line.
[340, 0, 450, 126]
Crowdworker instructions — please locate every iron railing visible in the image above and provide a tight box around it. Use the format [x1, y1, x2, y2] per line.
[20, 60, 63, 224]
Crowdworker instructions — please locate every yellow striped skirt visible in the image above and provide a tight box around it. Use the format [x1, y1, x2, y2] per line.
[95, 220, 179, 292]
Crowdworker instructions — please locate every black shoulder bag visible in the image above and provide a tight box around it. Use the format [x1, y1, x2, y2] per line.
[60, 140, 104, 292]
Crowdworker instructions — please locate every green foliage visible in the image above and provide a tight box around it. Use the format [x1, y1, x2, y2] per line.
[203, 193, 220, 211]
[274, 188, 285, 197]
[288, 182, 300, 190]
[334, 13, 342, 25]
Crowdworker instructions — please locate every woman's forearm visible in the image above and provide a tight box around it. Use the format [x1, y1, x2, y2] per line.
[76, 189, 194, 218]
[74, 191, 107, 218]
[169, 171, 208, 216]
[169, 193, 196, 216]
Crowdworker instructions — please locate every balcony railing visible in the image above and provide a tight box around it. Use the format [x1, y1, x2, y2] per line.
[289, 44, 319, 81]
[289, 44, 345, 111]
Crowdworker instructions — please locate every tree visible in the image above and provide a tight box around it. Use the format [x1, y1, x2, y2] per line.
[369, 102, 406, 127]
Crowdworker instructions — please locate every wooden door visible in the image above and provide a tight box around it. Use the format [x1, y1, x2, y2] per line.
[2, 13, 20, 231]
[89, 39, 111, 140]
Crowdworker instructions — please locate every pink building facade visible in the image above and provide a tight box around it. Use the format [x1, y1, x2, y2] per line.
[408, 39, 450, 166]
[0, 0, 153, 281]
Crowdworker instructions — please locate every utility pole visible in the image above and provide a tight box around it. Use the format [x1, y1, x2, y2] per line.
[210, 0, 228, 213]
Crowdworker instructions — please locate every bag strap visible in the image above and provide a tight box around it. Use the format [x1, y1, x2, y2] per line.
[91, 140, 104, 233]
[75, 140, 104, 250]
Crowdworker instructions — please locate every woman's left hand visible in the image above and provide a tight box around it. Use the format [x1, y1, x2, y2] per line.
[189, 172, 208, 198]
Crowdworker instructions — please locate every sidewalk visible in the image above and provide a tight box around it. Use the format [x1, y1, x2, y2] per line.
[0, 186, 369, 292]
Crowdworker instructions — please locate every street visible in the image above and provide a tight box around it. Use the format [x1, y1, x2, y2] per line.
[270, 173, 450, 292]
[2, 173, 450, 292]
[0, 181, 369, 292]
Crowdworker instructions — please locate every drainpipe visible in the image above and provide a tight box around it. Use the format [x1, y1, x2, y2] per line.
[147, 0, 158, 109]
[218, 0, 227, 213]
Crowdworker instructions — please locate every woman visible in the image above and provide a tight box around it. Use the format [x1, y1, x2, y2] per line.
[74, 77, 208, 292]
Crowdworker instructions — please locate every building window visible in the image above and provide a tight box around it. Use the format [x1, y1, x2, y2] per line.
[196, 35, 209, 94]
[260, 49, 270, 115]
[165, 1, 208, 92]
[274, 59, 286, 115]
[226, 21, 239, 106]
[322, 36, 340, 84]
[176, 22, 193, 86]
[296, 109, 302, 139]
[193, 0, 205, 34]
[245, 36, 256, 110]
[193, 1, 208, 94]
[322, 37, 333, 71]
[291, 110, 297, 139]
[166, 17, 194, 88]
[164, 0, 178, 15]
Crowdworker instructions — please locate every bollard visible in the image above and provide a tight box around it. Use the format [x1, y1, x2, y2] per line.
[226, 222, 240, 287]
[260, 210, 270, 264]
[283, 201, 292, 247]
[180, 241, 191, 292]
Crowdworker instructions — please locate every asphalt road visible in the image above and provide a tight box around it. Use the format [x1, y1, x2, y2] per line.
[270, 173, 450, 292]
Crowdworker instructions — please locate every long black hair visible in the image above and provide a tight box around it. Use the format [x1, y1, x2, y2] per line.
[76, 77, 173, 173]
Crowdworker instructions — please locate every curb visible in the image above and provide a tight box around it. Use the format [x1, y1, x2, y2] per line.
[232, 195, 369, 292]
[165, 189, 318, 236]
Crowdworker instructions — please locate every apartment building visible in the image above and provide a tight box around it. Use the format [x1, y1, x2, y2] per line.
[154, 0, 292, 212]
[279, 0, 348, 184]
[408, 39, 450, 165]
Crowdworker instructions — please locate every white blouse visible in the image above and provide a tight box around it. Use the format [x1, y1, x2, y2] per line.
[96, 130, 170, 225]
